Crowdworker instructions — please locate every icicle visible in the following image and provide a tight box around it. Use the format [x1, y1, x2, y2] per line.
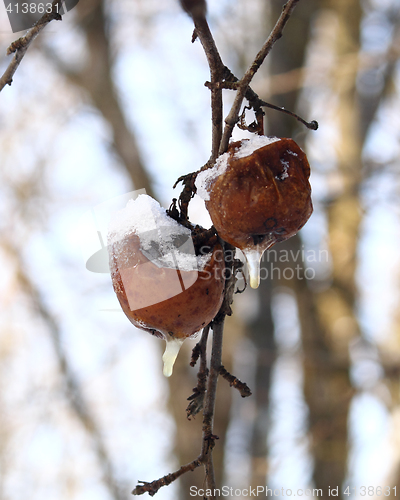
[162, 337, 184, 377]
[243, 249, 263, 289]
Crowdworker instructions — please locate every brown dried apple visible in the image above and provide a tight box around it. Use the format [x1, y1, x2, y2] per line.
[108, 195, 225, 376]
[196, 136, 313, 288]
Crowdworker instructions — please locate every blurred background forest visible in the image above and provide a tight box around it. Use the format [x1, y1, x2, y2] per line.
[0, 0, 400, 499]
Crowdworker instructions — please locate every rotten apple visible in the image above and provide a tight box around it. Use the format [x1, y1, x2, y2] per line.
[108, 195, 225, 376]
[196, 136, 313, 288]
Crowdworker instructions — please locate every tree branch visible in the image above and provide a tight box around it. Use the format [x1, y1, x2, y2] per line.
[200, 318, 224, 495]
[132, 459, 202, 496]
[220, 0, 301, 153]
[187, 326, 210, 419]
[132, 243, 237, 498]
[219, 365, 252, 398]
[0, 0, 63, 92]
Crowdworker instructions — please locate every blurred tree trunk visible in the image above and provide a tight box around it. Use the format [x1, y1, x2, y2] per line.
[267, 0, 363, 496]
[369, 16, 400, 499]
[301, 0, 363, 494]
[243, 0, 318, 489]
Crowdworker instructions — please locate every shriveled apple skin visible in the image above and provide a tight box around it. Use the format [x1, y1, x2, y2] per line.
[205, 138, 313, 252]
[109, 233, 225, 340]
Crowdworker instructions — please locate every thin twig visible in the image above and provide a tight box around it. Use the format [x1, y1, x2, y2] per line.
[220, 0, 301, 153]
[132, 459, 202, 496]
[257, 100, 318, 130]
[219, 365, 252, 398]
[189, 343, 202, 366]
[201, 318, 224, 495]
[0, 0, 63, 91]
[187, 326, 210, 419]
[199, 242, 236, 498]
[171, 172, 197, 223]
[210, 79, 318, 134]
[218, 79, 318, 130]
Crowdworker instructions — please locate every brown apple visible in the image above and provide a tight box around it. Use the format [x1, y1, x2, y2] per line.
[197, 136, 312, 288]
[108, 211, 225, 376]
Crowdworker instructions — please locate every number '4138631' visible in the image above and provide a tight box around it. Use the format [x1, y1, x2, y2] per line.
[5, 3, 59, 14]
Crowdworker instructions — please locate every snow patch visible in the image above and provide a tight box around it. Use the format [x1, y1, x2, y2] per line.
[234, 135, 280, 159]
[195, 152, 230, 201]
[276, 160, 289, 180]
[108, 194, 211, 271]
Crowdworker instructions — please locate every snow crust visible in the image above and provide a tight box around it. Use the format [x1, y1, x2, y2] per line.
[195, 152, 230, 201]
[234, 135, 280, 159]
[108, 194, 211, 271]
